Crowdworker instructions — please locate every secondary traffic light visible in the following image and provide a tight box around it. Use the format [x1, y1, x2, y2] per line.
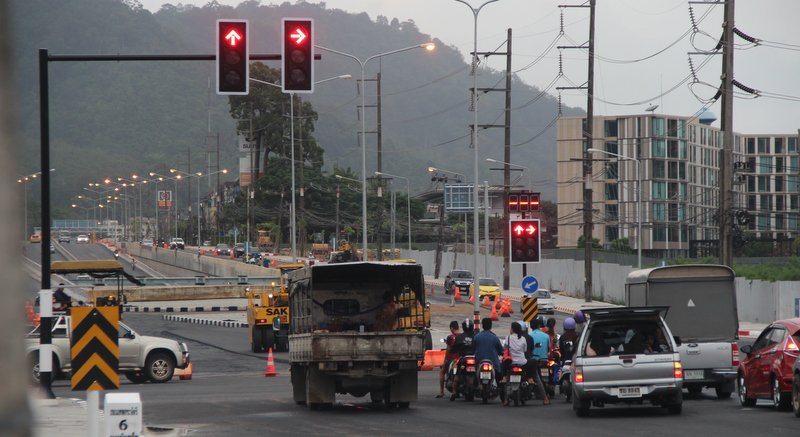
[507, 192, 540, 213]
[510, 219, 541, 263]
[216, 19, 249, 95]
[282, 19, 314, 93]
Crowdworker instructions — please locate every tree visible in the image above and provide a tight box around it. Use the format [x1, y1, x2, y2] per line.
[577, 235, 602, 249]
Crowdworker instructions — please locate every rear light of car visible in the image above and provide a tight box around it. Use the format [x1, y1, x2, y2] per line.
[731, 342, 740, 367]
[481, 363, 493, 372]
[674, 361, 683, 379]
[785, 339, 799, 356]
[574, 367, 584, 383]
[466, 358, 476, 365]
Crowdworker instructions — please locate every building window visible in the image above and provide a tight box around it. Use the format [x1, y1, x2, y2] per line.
[653, 160, 665, 179]
[758, 176, 769, 192]
[605, 183, 618, 201]
[653, 203, 666, 221]
[679, 140, 687, 159]
[679, 162, 686, 180]
[668, 162, 678, 179]
[789, 175, 798, 193]
[747, 176, 756, 192]
[605, 141, 618, 155]
[791, 156, 799, 172]
[668, 203, 678, 221]
[759, 156, 771, 174]
[652, 140, 666, 157]
[776, 195, 785, 211]
[776, 157, 784, 173]
[653, 224, 666, 241]
[605, 204, 618, 221]
[758, 137, 769, 154]
[604, 120, 618, 137]
[792, 195, 799, 210]
[668, 140, 678, 158]
[678, 120, 686, 138]
[789, 137, 797, 152]
[747, 138, 756, 154]
[748, 195, 756, 210]
[789, 215, 798, 230]
[775, 137, 784, 154]
[776, 176, 784, 192]
[652, 118, 665, 137]
[605, 161, 618, 179]
[653, 181, 667, 199]
[757, 214, 769, 230]
[776, 214, 785, 230]
[760, 195, 771, 211]
[605, 225, 619, 242]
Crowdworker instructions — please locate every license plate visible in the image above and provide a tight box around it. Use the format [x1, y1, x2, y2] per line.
[684, 370, 704, 380]
[618, 386, 642, 398]
[539, 368, 549, 377]
[510, 375, 521, 383]
[480, 371, 492, 380]
[466, 366, 475, 372]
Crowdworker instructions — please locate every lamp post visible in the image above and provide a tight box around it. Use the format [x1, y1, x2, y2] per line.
[454, 0, 502, 327]
[486, 158, 530, 189]
[588, 148, 642, 268]
[251, 74, 352, 260]
[317, 43, 435, 260]
[375, 171, 412, 252]
[335, 174, 362, 253]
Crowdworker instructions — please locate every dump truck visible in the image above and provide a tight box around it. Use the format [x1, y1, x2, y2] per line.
[246, 263, 304, 353]
[287, 262, 430, 409]
[257, 229, 273, 252]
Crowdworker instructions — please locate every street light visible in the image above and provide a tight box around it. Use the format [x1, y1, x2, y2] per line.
[486, 158, 530, 189]
[251, 74, 352, 260]
[587, 148, 642, 268]
[317, 42, 435, 260]
[453, 0, 503, 328]
[18, 169, 54, 237]
[375, 171, 412, 252]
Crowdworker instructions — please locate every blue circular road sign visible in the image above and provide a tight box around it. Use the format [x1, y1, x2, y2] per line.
[521, 275, 539, 294]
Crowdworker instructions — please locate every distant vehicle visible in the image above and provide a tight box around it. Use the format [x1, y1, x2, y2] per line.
[76, 234, 89, 244]
[215, 243, 231, 256]
[444, 270, 473, 295]
[50, 243, 55, 254]
[571, 307, 684, 416]
[738, 317, 800, 411]
[234, 242, 248, 258]
[29, 234, 42, 243]
[532, 289, 555, 314]
[141, 238, 154, 248]
[57, 231, 71, 243]
[169, 238, 185, 250]
[202, 240, 211, 247]
[477, 277, 500, 300]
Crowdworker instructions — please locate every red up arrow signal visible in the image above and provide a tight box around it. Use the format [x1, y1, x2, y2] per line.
[290, 27, 307, 45]
[225, 29, 242, 46]
[513, 224, 525, 235]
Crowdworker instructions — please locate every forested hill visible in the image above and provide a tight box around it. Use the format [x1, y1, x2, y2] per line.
[9, 0, 581, 215]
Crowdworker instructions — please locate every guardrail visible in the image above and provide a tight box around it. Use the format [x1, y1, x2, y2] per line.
[71, 276, 279, 287]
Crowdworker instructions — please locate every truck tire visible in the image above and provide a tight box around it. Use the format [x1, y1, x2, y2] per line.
[145, 352, 175, 383]
[573, 394, 590, 417]
[262, 328, 275, 352]
[125, 371, 148, 384]
[738, 374, 756, 407]
[251, 327, 263, 353]
[424, 330, 433, 351]
[291, 365, 306, 405]
[30, 353, 60, 384]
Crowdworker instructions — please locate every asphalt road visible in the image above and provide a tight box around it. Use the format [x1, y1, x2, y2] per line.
[44, 313, 799, 437]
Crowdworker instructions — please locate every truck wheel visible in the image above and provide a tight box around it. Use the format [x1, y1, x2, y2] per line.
[125, 371, 148, 384]
[30, 353, 60, 384]
[145, 352, 175, 383]
[424, 330, 433, 351]
[573, 394, 590, 417]
[251, 327, 263, 353]
[262, 328, 275, 352]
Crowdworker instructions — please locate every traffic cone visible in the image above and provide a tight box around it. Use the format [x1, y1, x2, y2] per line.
[264, 348, 278, 377]
[25, 301, 35, 322]
[174, 363, 193, 380]
[490, 303, 499, 321]
[454, 288, 462, 301]
[468, 286, 475, 303]
[499, 300, 511, 318]
[495, 295, 502, 309]
[481, 296, 491, 307]
[505, 297, 514, 314]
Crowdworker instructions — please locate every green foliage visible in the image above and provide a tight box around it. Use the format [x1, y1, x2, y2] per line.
[732, 258, 800, 281]
[610, 238, 633, 254]
[576, 236, 602, 249]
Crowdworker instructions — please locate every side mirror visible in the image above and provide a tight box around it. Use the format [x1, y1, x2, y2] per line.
[740, 344, 752, 355]
[125, 331, 135, 339]
[673, 336, 681, 347]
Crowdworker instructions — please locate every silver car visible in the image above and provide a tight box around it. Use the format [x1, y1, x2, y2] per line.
[571, 307, 683, 416]
[533, 289, 555, 314]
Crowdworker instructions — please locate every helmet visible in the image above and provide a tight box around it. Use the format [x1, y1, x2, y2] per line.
[574, 310, 586, 324]
[462, 318, 474, 332]
[563, 317, 577, 331]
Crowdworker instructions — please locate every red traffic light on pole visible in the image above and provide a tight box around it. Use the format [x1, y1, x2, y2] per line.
[282, 18, 314, 93]
[216, 19, 249, 95]
[509, 219, 541, 263]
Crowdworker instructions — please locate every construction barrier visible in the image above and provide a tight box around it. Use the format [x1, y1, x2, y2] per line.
[418, 349, 446, 371]
[173, 363, 193, 380]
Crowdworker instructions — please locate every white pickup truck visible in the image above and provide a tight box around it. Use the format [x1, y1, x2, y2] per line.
[26, 314, 190, 384]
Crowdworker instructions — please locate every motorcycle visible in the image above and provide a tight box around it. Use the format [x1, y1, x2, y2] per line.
[558, 359, 573, 402]
[477, 359, 500, 404]
[504, 363, 531, 407]
[446, 355, 478, 401]
[535, 358, 557, 399]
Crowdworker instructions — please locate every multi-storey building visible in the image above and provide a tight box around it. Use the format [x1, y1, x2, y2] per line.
[557, 113, 799, 258]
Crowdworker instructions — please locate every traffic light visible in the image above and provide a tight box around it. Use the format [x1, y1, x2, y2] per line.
[508, 194, 519, 213]
[510, 219, 541, 263]
[282, 18, 314, 93]
[507, 192, 541, 213]
[216, 19, 249, 95]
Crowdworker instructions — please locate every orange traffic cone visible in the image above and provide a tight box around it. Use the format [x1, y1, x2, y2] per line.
[499, 300, 511, 317]
[264, 348, 278, 377]
[25, 301, 35, 322]
[454, 287, 462, 301]
[490, 303, 499, 321]
[505, 297, 514, 314]
[495, 295, 503, 309]
[481, 296, 491, 307]
[468, 287, 475, 303]
[174, 362, 193, 380]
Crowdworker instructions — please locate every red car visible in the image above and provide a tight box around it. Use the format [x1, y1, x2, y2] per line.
[738, 318, 800, 410]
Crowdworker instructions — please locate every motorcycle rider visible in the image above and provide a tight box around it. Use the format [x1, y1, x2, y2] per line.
[473, 317, 504, 401]
[502, 322, 530, 406]
[529, 317, 552, 405]
[438, 320, 461, 398]
[449, 318, 476, 401]
[558, 317, 579, 362]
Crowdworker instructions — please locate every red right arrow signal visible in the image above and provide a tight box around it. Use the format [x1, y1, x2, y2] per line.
[290, 27, 307, 45]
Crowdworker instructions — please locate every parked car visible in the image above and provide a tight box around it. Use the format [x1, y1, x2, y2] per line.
[571, 307, 684, 416]
[215, 243, 231, 256]
[141, 238, 154, 248]
[793, 355, 800, 417]
[738, 318, 800, 411]
[477, 277, 501, 300]
[532, 289, 555, 314]
[29, 234, 42, 243]
[76, 234, 89, 244]
[50, 243, 55, 254]
[57, 232, 71, 243]
[444, 270, 473, 295]
[169, 237, 185, 250]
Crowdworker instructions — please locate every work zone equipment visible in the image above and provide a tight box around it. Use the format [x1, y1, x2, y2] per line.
[246, 263, 304, 353]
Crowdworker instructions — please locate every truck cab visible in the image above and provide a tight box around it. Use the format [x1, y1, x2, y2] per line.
[245, 263, 303, 352]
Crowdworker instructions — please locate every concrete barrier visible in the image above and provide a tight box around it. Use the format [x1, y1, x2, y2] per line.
[88, 284, 249, 302]
[127, 245, 280, 278]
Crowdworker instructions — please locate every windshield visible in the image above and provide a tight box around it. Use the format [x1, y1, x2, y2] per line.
[452, 271, 472, 279]
[217, 244, 229, 249]
[479, 278, 497, 286]
[536, 290, 551, 298]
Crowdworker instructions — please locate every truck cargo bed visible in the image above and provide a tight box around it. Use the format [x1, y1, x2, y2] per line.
[289, 331, 425, 363]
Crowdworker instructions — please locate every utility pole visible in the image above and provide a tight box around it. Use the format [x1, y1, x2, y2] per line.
[503, 28, 512, 291]
[558, 1, 595, 302]
[719, 0, 735, 266]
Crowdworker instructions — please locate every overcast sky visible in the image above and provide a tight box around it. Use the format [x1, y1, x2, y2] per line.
[139, 0, 800, 135]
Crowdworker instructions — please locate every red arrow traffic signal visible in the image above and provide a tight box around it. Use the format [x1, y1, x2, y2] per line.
[509, 219, 541, 263]
[216, 19, 249, 95]
[282, 18, 314, 93]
